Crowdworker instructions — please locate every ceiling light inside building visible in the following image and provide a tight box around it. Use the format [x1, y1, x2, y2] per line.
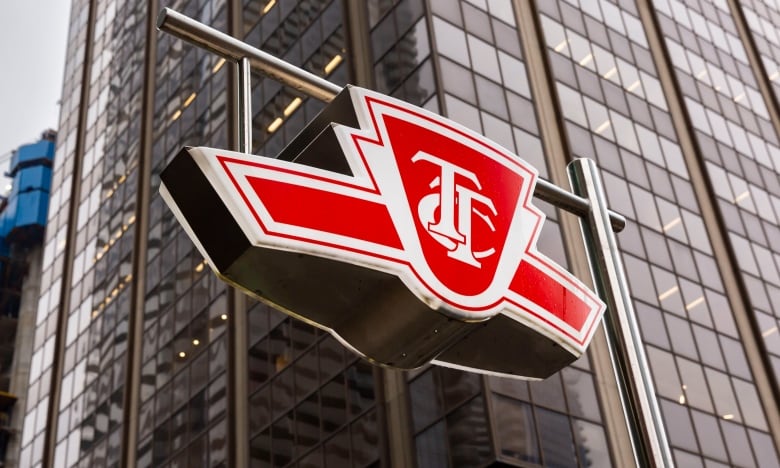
[267, 117, 284, 133]
[284, 97, 302, 116]
[658, 286, 679, 301]
[213, 57, 226, 73]
[324, 54, 343, 75]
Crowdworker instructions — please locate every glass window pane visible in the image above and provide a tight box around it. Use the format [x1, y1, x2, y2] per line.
[439, 58, 476, 103]
[351, 410, 379, 466]
[410, 370, 443, 432]
[561, 368, 602, 422]
[433, 16, 470, 65]
[573, 419, 613, 468]
[295, 393, 320, 451]
[447, 396, 491, 466]
[271, 415, 294, 466]
[321, 375, 348, 434]
[415, 421, 448, 468]
[467, 34, 501, 82]
[721, 420, 756, 467]
[498, 50, 530, 97]
[439, 368, 480, 411]
[537, 408, 576, 467]
[529, 374, 567, 412]
[249, 429, 271, 467]
[660, 398, 699, 453]
[691, 409, 728, 462]
[492, 394, 540, 463]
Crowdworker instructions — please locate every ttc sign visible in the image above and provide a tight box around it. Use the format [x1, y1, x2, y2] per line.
[160, 86, 604, 379]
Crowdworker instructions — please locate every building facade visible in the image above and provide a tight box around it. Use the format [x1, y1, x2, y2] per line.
[19, 0, 780, 467]
[0, 130, 56, 467]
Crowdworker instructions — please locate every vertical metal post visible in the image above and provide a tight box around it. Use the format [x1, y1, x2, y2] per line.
[237, 57, 252, 153]
[568, 158, 674, 468]
[228, 56, 252, 468]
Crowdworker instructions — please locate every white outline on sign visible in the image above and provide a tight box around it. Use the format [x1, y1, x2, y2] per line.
[162, 87, 604, 356]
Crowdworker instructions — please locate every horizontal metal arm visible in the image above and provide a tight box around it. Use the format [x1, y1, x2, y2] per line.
[157, 7, 626, 232]
[157, 7, 341, 102]
[535, 178, 625, 231]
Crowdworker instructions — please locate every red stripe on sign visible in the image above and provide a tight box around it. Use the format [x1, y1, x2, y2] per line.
[246, 176, 403, 250]
[510, 260, 591, 332]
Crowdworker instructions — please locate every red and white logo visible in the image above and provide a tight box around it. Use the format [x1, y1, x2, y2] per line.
[172, 87, 604, 356]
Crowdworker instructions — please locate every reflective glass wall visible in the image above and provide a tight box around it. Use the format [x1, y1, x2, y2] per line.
[653, 0, 780, 463]
[410, 1, 614, 466]
[19, 0, 91, 464]
[21, 0, 780, 467]
[241, 1, 383, 466]
[140, 0, 230, 466]
[538, 0, 778, 465]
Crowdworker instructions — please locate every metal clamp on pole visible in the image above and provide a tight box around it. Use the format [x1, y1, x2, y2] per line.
[568, 158, 674, 468]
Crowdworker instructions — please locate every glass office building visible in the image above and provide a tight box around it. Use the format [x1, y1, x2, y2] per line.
[20, 0, 780, 466]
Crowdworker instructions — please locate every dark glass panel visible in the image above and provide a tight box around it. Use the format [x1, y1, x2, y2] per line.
[321, 375, 348, 434]
[573, 419, 612, 468]
[415, 421, 448, 468]
[447, 396, 492, 466]
[249, 385, 271, 437]
[272, 415, 295, 467]
[351, 410, 380, 467]
[439, 368, 480, 411]
[493, 394, 540, 463]
[324, 428, 351, 468]
[537, 407, 577, 468]
[660, 398, 698, 453]
[295, 392, 321, 451]
[529, 373, 567, 413]
[561, 368, 602, 422]
[690, 409, 727, 462]
[346, 361, 375, 416]
[409, 369, 443, 432]
[721, 420, 756, 467]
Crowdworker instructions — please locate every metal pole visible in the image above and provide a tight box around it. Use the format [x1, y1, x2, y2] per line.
[237, 57, 252, 152]
[225, 56, 253, 468]
[155, 8, 626, 233]
[568, 158, 674, 468]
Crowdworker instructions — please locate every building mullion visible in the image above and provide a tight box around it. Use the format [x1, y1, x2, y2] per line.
[343, 0, 374, 88]
[341, 1, 417, 466]
[226, 0, 251, 467]
[725, 0, 780, 154]
[120, 1, 158, 467]
[41, 1, 99, 466]
[513, 1, 637, 466]
[421, 0, 449, 117]
[633, 0, 780, 456]
[722, 0, 780, 413]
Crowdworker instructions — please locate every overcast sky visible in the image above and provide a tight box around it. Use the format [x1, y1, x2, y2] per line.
[0, 1, 71, 161]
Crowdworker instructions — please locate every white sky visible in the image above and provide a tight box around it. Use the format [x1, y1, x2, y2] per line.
[0, 1, 71, 161]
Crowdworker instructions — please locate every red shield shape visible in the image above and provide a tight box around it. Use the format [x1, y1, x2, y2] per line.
[349, 102, 538, 315]
[383, 115, 525, 298]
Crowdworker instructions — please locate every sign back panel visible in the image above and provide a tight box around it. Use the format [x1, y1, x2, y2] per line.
[160, 86, 605, 379]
